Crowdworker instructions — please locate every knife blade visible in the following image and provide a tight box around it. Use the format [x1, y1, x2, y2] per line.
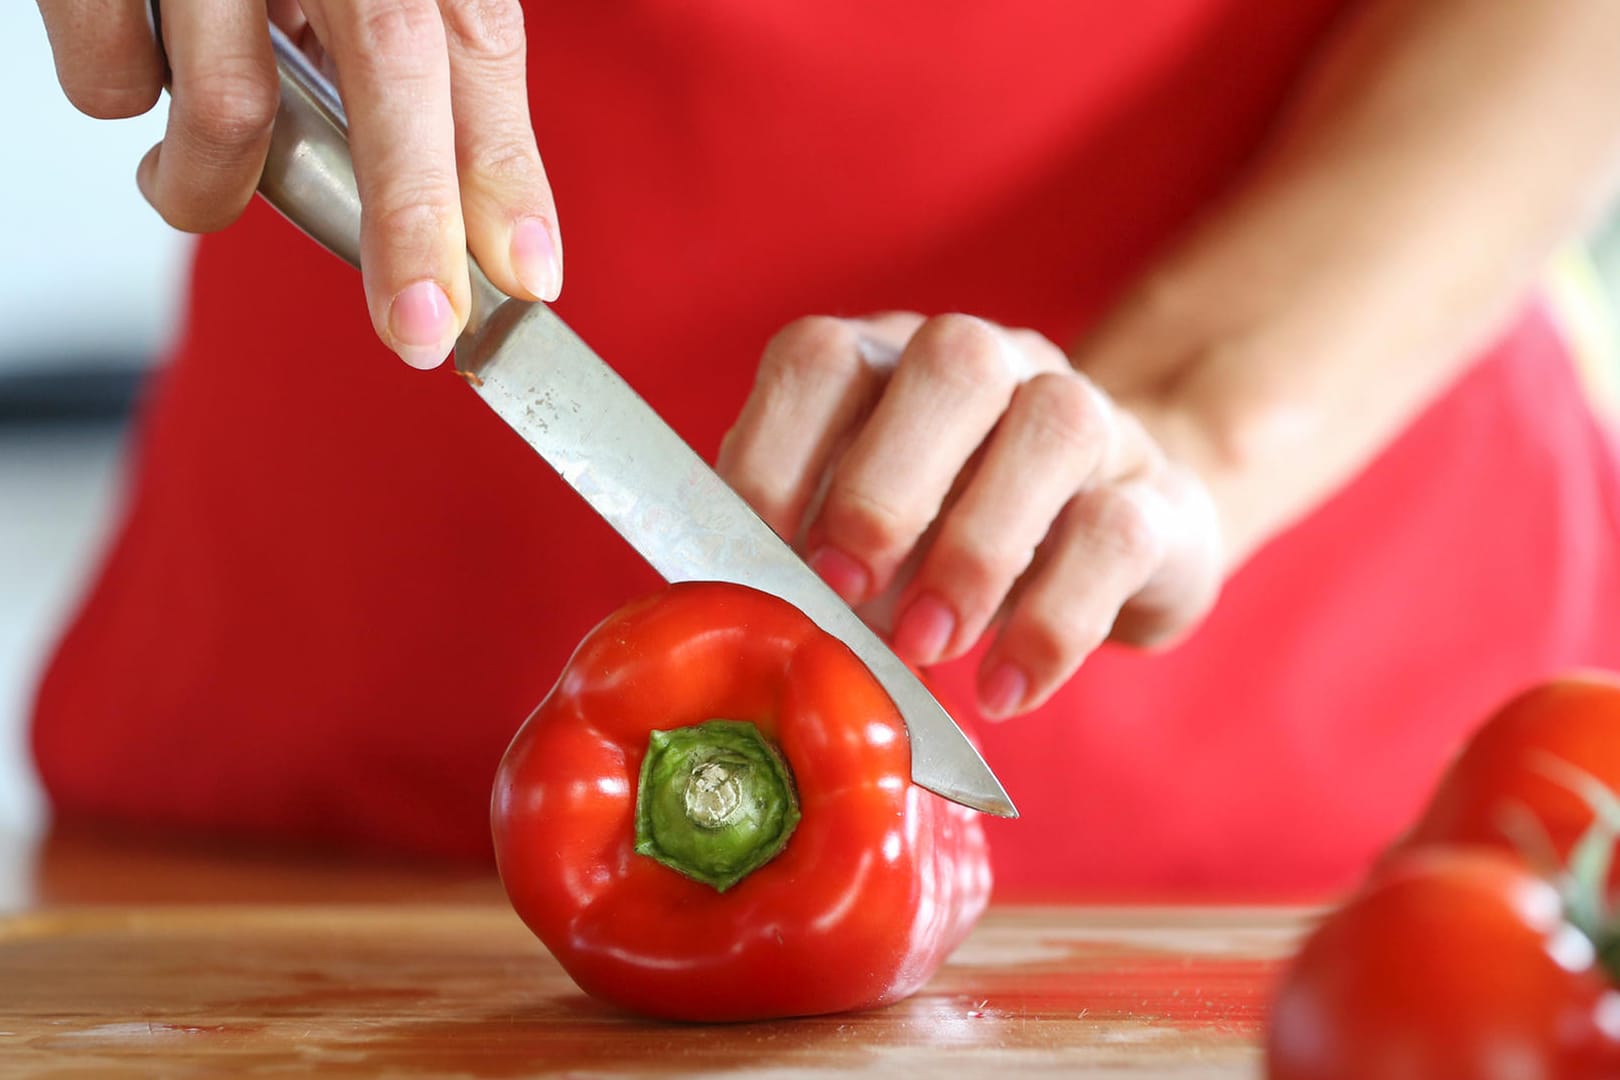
[455, 300, 1017, 818]
[192, 17, 1017, 818]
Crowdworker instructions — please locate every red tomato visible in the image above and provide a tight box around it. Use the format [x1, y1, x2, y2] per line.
[1398, 673, 1620, 881]
[1267, 848, 1620, 1080]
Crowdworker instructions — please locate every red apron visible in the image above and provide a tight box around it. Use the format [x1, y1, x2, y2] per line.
[32, 0, 1620, 898]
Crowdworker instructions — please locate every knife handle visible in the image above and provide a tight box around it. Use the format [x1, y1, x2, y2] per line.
[147, 2, 507, 333]
[258, 26, 365, 273]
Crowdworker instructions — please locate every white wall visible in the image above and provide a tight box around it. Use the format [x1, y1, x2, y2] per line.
[1, 8, 191, 371]
[0, 9, 191, 841]
[0, 429, 128, 838]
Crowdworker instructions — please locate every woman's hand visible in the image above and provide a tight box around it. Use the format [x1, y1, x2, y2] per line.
[717, 0, 1620, 725]
[717, 313, 1223, 720]
[36, 0, 560, 369]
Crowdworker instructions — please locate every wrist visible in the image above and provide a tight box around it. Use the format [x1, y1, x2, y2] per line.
[1114, 344, 1311, 570]
[1078, 178, 1489, 568]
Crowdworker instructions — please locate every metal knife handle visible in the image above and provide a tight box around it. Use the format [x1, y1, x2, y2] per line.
[258, 27, 363, 272]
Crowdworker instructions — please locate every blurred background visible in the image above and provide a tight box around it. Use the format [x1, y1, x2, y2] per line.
[2, 7, 1619, 856]
[0, 9, 191, 844]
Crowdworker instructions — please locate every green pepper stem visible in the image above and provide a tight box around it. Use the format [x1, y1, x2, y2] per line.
[634, 719, 800, 892]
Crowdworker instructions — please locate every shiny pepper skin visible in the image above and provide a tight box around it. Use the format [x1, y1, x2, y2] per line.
[491, 582, 993, 1021]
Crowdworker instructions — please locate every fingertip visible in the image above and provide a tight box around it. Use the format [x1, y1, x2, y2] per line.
[808, 545, 872, 606]
[509, 216, 562, 302]
[892, 592, 958, 667]
[978, 661, 1028, 721]
[397, 347, 450, 371]
[64, 79, 163, 121]
[40, 0, 166, 121]
[387, 280, 458, 370]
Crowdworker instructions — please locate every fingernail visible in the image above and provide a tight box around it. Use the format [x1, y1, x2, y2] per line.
[388, 280, 455, 370]
[510, 217, 562, 302]
[980, 662, 1027, 721]
[808, 546, 871, 604]
[893, 593, 956, 665]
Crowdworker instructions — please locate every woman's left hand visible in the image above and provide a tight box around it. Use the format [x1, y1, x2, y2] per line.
[716, 313, 1223, 720]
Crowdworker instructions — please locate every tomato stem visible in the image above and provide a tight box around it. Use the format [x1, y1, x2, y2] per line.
[634, 720, 801, 891]
[1598, 932, 1620, 986]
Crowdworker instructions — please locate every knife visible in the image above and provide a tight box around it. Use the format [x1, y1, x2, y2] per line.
[149, 9, 1015, 818]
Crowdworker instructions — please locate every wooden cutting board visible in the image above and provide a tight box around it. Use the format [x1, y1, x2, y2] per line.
[0, 904, 1305, 1078]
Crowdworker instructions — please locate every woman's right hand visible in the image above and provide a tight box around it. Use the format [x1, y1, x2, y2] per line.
[36, 0, 560, 370]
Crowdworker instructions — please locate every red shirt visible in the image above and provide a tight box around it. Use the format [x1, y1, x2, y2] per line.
[32, 0, 1620, 898]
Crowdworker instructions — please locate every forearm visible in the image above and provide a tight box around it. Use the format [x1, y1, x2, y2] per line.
[1078, 0, 1620, 566]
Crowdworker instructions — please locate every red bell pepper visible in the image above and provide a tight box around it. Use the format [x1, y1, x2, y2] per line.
[491, 581, 992, 1021]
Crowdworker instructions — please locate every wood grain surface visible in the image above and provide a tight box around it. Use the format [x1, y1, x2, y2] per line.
[0, 903, 1307, 1078]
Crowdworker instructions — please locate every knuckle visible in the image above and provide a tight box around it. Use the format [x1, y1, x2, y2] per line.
[1005, 326, 1045, 354]
[760, 316, 861, 383]
[822, 486, 922, 558]
[910, 314, 1011, 390]
[936, 536, 1029, 602]
[1072, 611, 1116, 655]
[1114, 580, 1213, 651]
[354, 0, 447, 59]
[1008, 327, 1070, 371]
[468, 136, 543, 189]
[370, 192, 460, 250]
[182, 67, 279, 154]
[1085, 488, 1167, 569]
[1015, 373, 1109, 462]
[440, 0, 527, 63]
[1118, 613, 1187, 651]
[1011, 606, 1099, 676]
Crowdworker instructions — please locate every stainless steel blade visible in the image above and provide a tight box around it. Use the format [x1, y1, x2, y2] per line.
[454, 301, 1016, 818]
[197, 15, 1016, 818]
